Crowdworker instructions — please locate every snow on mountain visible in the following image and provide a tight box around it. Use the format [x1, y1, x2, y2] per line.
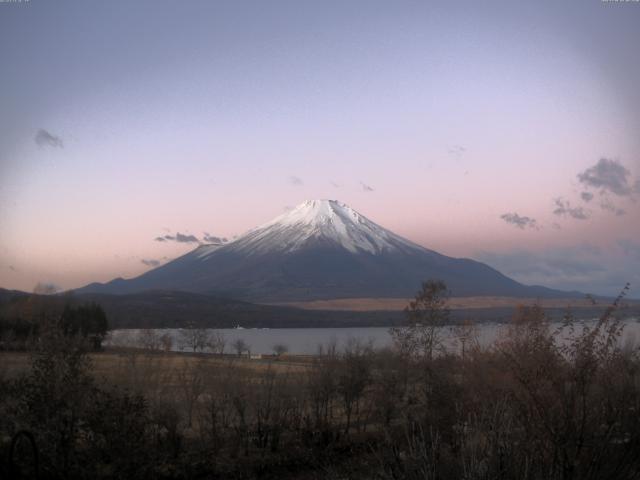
[197, 199, 424, 260]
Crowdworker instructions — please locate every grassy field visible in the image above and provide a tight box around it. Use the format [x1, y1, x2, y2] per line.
[269, 295, 638, 311]
[0, 348, 311, 383]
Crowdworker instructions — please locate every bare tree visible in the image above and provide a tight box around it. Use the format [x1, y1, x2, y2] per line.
[370, 348, 410, 427]
[178, 326, 211, 353]
[138, 329, 161, 352]
[390, 280, 450, 359]
[491, 285, 640, 480]
[338, 338, 373, 434]
[450, 319, 479, 361]
[176, 359, 206, 428]
[207, 331, 226, 355]
[159, 332, 173, 352]
[232, 338, 249, 357]
[272, 343, 288, 357]
[198, 365, 238, 452]
[307, 341, 340, 439]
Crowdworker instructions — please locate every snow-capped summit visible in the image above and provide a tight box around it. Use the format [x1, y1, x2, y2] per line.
[77, 199, 572, 301]
[200, 199, 422, 258]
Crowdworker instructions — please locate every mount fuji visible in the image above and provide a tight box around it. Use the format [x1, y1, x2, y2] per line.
[77, 200, 573, 301]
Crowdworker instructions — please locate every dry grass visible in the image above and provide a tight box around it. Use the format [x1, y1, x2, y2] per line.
[0, 348, 310, 385]
[268, 296, 634, 311]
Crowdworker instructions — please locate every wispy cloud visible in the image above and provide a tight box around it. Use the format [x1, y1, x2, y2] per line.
[288, 176, 303, 186]
[577, 158, 637, 197]
[580, 191, 594, 202]
[553, 197, 590, 220]
[360, 181, 374, 192]
[34, 129, 64, 149]
[500, 212, 538, 230]
[600, 197, 626, 216]
[202, 232, 227, 244]
[154, 232, 199, 243]
[447, 145, 466, 157]
[175, 233, 199, 243]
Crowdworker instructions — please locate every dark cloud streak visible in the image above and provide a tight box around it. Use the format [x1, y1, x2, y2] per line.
[288, 176, 303, 186]
[154, 232, 199, 243]
[500, 212, 538, 230]
[202, 232, 227, 244]
[34, 129, 64, 148]
[580, 191, 594, 202]
[175, 233, 199, 243]
[553, 197, 590, 220]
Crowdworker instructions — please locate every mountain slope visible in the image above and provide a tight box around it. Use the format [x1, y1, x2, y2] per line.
[76, 199, 579, 301]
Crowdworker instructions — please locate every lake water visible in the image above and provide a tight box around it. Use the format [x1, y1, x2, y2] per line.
[106, 317, 640, 355]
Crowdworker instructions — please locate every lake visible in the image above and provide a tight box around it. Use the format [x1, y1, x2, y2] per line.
[106, 317, 640, 355]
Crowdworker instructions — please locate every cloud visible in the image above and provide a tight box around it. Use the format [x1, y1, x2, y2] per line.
[202, 232, 227, 244]
[554, 160, 638, 221]
[580, 191, 594, 202]
[500, 212, 538, 230]
[361, 182, 374, 192]
[34, 129, 64, 148]
[175, 233, 199, 243]
[447, 145, 466, 157]
[141, 259, 160, 267]
[154, 232, 199, 243]
[155, 234, 175, 242]
[288, 176, 303, 186]
[577, 158, 637, 197]
[553, 197, 590, 220]
[33, 282, 60, 295]
[600, 197, 626, 216]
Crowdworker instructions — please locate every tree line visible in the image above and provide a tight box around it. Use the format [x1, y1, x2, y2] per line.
[0, 301, 108, 351]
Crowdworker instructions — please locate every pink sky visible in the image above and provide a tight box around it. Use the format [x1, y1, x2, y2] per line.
[1, 1, 639, 296]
